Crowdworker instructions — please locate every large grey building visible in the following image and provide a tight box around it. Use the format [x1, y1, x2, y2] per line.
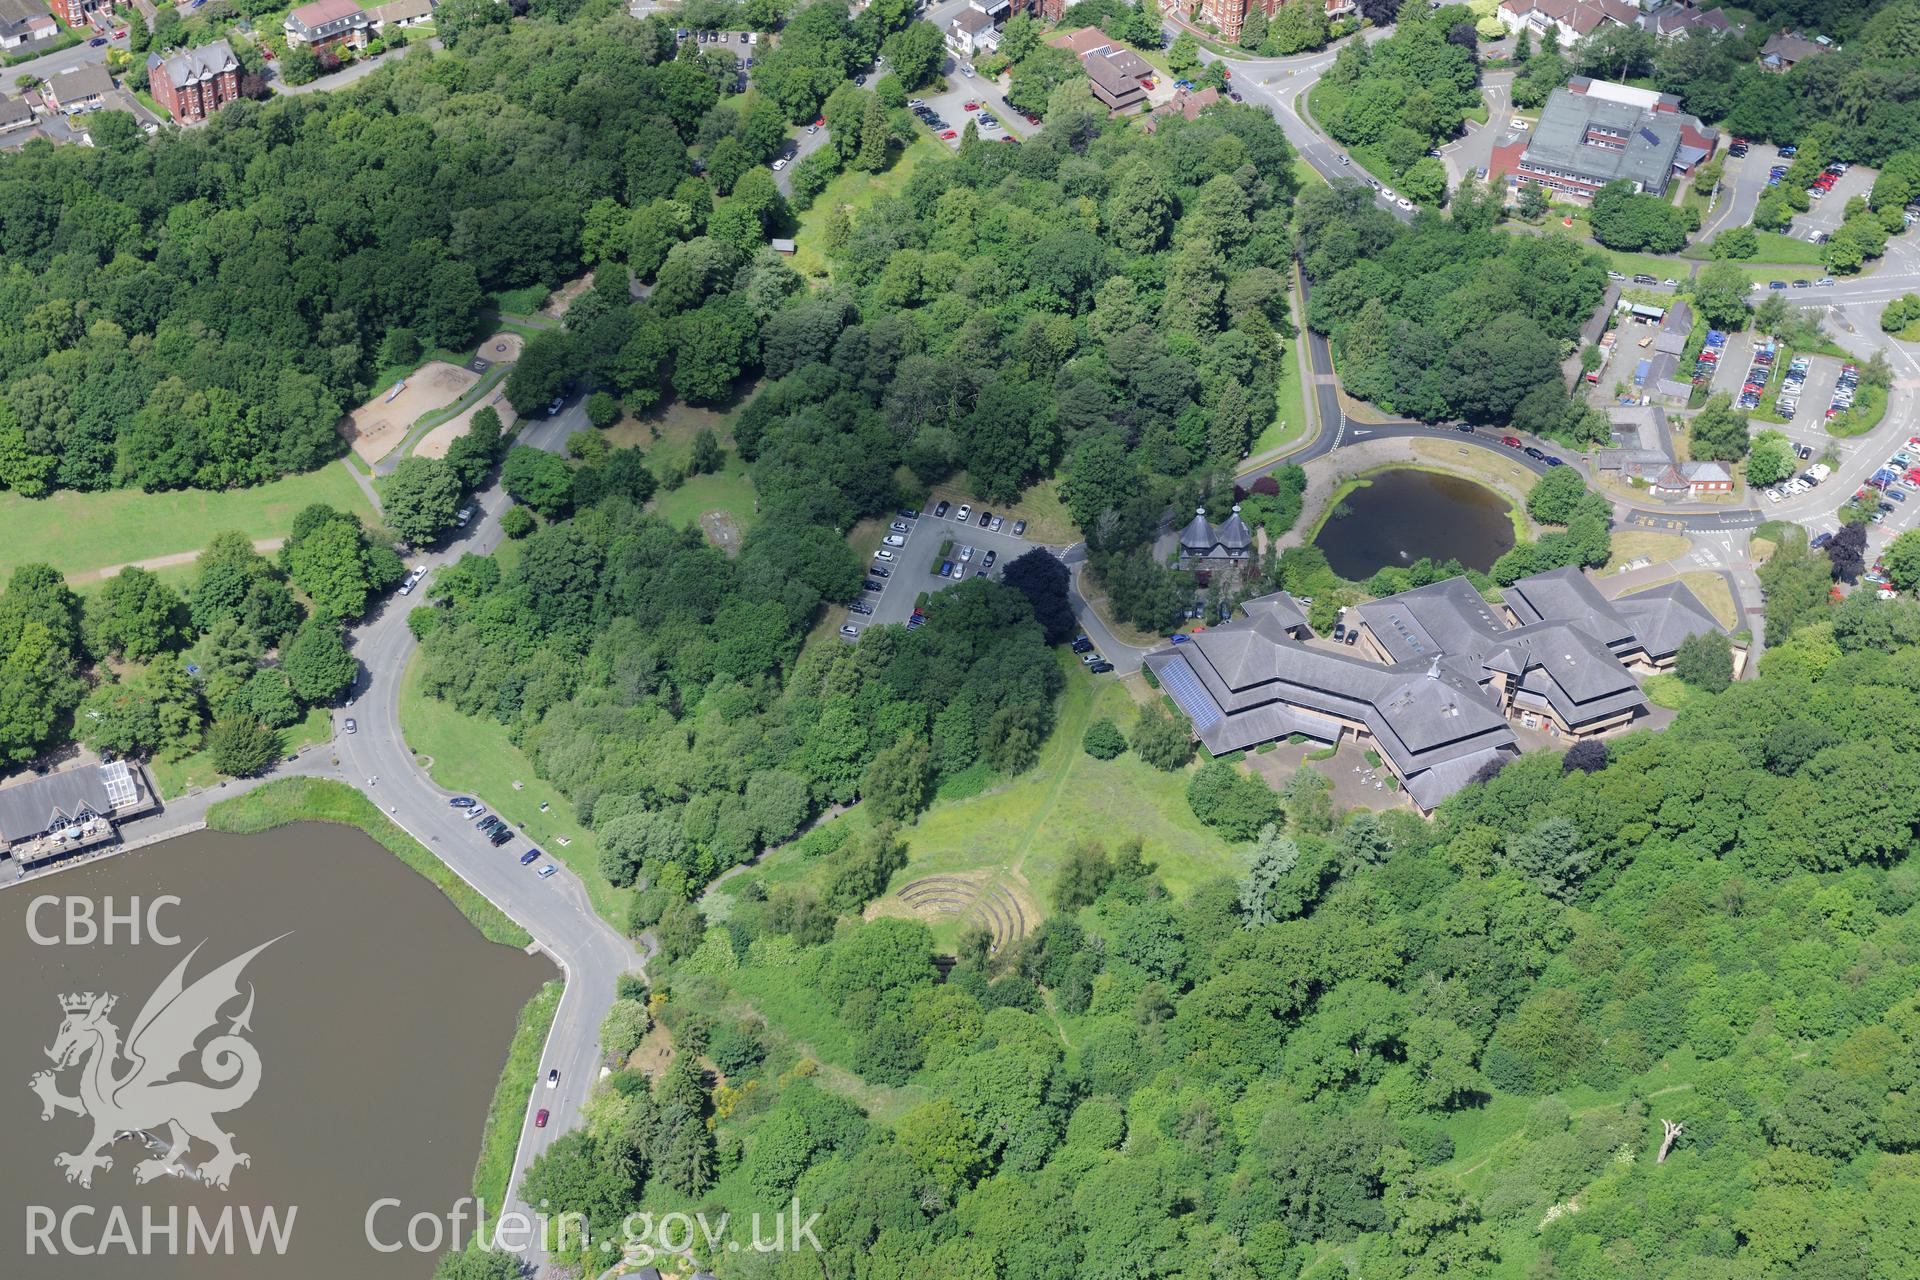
[1146, 568, 1723, 811]
[1491, 79, 1719, 202]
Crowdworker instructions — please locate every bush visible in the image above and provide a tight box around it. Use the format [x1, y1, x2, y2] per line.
[1186, 760, 1282, 840]
[207, 717, 281, 777]
[1082, 718, 1126, 760]
[1132, 703, 1193, 770]
[585, 391, 622, 427]
[500, 505, 536, 539]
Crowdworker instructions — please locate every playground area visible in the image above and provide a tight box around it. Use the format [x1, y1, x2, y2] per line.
[339, 361, 478, 462]
[418, 385, 519, 459]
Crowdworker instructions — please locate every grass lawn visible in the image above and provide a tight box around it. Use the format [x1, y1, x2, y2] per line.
[206, 777, 531, 948]
[398, 656, 628, 929]
[1251, 323, 1312, 457]
[487, 284, 551, 316]
[149, 706, 333, 800]
[792, 137, 942, 279]
[1602, 529, 1691, 572]
[0, 462, 374, 584]
[894, 660, 1243, 932]
[719, 662, 1244, 953]
[470, 979, 562, 1210]
[1644, 671, 1705, 710]
[648, 467, 760, 538]
[1748, 230, 1830, 265]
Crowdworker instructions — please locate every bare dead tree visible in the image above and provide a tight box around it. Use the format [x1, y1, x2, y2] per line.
[1657, 1118, 1684, 1163]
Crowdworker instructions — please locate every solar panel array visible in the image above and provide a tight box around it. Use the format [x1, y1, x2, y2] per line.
[1157, 658, 1222, 732]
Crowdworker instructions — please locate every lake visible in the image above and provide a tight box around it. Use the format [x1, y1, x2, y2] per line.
[1314, 469, 1516, 579]
[0, 824, 550, 1278]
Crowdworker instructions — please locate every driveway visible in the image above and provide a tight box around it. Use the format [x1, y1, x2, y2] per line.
[1698, 142, 1777, 241]
[1440, 69, 1511, 188]
[773, 120, 831, 195]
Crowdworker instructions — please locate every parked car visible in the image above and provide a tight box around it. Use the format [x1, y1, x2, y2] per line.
[1501, 435, 1522, 448]
[538, 864, 558, 879]
[873, 549, 896, 561]
[1011, 520, 1026, 535]
[840, 624, 860, 638]
[1071, 637, 1094, 653]
[870, 564, 891, 578]
[982, 549, 997, 569]
[978, 510, 992, 527]
[449, 796, 476, 807]
[519, 848, 542, 865]
[989, 515, 1003, 532]
[933, 500, 950, 518]
[1089, 662, 1114, 673]
[343, 717, 357, 735]
[771, 157, 788, 171]
[849, 600, 873, 615]
[455, 506, 474, 527]
[955, 504, 972, 521]
[883, 533, 906, 546]
[1544, 456, 1566, 467]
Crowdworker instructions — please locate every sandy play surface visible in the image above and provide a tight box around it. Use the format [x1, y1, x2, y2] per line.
[339, 361, 478, 462]
[417, 384, 519, 459]
[476, 330, 524, 364]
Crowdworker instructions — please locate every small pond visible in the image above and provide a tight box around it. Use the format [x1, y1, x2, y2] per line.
[1314, 469, 1516, 579]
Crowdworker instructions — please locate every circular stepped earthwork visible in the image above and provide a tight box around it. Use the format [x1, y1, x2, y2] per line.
[890, 873, 1030, 953]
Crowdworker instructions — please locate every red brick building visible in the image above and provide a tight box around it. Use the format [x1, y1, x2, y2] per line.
[147, 39, 241, 125]
[1160, 0, 1355, 46]
[48, 0, 110, 30]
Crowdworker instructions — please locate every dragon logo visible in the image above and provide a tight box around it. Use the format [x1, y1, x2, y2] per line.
[28, 936, 285, 1191]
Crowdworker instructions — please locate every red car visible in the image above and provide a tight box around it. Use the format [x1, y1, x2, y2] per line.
[964, 101, 979, 110]
[534, 1108, 549, 1128]
[940, 130, 957, 139]
[1501, 435, 1522, 448]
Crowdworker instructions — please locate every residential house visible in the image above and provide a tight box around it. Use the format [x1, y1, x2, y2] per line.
[946, 7, 998, 58]
[284, 0, 371, 50]
[1759, 31, 1828, 72]
[368, 0, 433, 30]
[1640, 2, 1731, 40]
[1497, 0, 1638, 45]
[1047, 28, 1152, 114]
[1160, 0, 1354, 46]
[1146, 567, 1723, 811]
[42, 63, 113, 114]
[48, 0, 110, 33]
[0, 93, 32, 133]
[1491, 78, 1718, 202]
[148, 39, 242, 125]
[0, 0, 55, 50]
[1145, 85, 1219, 134]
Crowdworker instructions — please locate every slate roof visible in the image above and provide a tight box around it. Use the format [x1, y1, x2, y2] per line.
[1614, 580, 1721, 659]
[0, 762, 141, 843]
[291, 0, 366, 23]
[47, 64, 114, 103]
[1522, 86, 1707, 195]
[0, 96, 30, 130]
[150, 39, 238, 89]
[1501, 566, 1636, 650]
